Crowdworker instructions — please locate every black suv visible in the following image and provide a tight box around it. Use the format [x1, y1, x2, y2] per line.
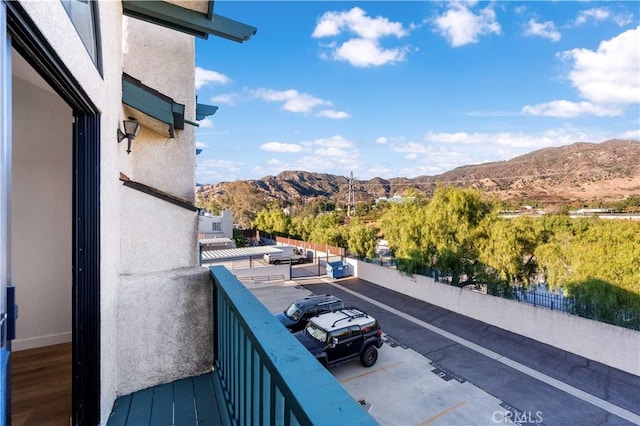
[294, 307, 383, 368]
[275, 294, 344, 333]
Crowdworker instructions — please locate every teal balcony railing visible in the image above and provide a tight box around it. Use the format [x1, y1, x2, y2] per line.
[210, 266, 377, 425]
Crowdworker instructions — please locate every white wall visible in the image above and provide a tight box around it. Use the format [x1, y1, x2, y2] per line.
[221, 210, 233, 239]
[122, 17, 196, 201]
[11, 75, 72, 351]
[120, 188, 198, 274]
[347, 259, 640, 376]
[198, 210, 234, 239]
[117, 267, 212, 395]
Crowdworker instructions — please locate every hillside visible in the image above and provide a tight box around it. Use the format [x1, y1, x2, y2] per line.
[196, 139, 640, 207]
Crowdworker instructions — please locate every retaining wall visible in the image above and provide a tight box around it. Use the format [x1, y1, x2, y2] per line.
[346, 258, 640, 376]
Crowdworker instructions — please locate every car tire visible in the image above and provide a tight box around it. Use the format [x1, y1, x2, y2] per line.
[360, 345, 378, 367]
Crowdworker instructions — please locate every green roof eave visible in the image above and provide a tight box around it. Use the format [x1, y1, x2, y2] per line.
[196, 103, 218, 121]
[122, 73, 185, 138]
[122, 1, 257, 42]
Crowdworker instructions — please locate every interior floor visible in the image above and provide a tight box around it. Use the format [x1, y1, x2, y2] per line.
[11, 342, 72, 426]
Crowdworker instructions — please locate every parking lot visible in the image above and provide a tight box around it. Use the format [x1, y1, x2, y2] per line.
[250, 282, 517, 425]
[247, 277, 640, 426]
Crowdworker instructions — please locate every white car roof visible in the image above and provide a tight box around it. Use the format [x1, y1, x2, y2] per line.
[310, 308, 375, 330]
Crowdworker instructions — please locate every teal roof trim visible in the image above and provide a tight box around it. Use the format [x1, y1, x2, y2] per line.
[122, 1, 256, 42]
[122, 73, 185, 138]
[196, 103, 218, 121]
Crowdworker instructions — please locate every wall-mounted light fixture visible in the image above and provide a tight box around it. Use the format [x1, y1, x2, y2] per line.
[117, 117, 141, 154]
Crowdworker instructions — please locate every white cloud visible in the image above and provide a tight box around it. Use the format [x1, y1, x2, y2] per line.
[197, 118, 215, 128]
[197, 158, 245, 181]
[260, 142, 304, 153]
[522, 100, 623, 117]
[514, 5, 527, 15]
[393, 142, 433, 154]
[317, 109, 350, 119]
[210, 93, 239, 106]
[572, 7, 633, 27]
[195, 141, 207, 149]
[423, 129, 595, 149]
[433, 2, 501, 47]
[312, 7, 410, 67]
[560, 26, 640, 105]
[253, 88, 330, 113]
[252, 151, 362, 178]
[311, 135, 356, 149]
[574, 7, 610, 26]
[618, 130, 640, 140]
[376, 136, 388, 144]
[195, 67, 230, 89]
[524, 19, 561, 42]
[312, 7, 407, 40]
[333, 38, 408, 67]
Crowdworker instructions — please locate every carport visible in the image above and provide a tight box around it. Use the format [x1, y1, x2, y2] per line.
[199, 245, 283, 266]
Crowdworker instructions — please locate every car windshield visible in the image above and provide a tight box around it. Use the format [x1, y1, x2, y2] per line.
[305, 322, 327, 343]
[285, 303, 302, 320]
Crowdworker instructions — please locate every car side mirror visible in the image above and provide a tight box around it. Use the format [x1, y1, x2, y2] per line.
[329, 337, 338, 348]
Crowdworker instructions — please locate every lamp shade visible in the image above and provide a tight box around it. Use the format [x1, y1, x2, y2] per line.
[123, 117, 140, 138]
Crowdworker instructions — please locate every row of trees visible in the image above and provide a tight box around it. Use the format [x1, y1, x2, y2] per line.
[252, 186, 640, 312]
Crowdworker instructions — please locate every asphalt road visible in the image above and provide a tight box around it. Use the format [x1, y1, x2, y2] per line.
[299, 277, 640, 426]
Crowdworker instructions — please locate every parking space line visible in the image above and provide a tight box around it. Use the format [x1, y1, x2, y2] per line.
[339, 361, 404, 383]
[326, 280, 640, 425]
[418, 401, 467, 425]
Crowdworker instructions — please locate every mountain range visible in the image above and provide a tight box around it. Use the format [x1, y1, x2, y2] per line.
[196, 139, 640, 206]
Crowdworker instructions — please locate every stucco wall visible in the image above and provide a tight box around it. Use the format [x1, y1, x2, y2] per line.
[122, 17, 196, 201]
[346, 258, 640, 376]
[11, 76, 72, 351]
[116, 267, 212, 395]
[120, 187, 198, 274]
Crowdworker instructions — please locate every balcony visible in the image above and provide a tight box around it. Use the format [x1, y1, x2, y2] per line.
[108, 266, 376, 425]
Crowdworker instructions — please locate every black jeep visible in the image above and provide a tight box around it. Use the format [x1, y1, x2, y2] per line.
[275, 294, 344, 333]
[294, 307, 383, 368]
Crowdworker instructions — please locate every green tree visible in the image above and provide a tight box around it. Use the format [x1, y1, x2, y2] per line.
[379, 199, 430, 273]
[347, 218, 378, 259]
[476, 215, 539, 286]
[423, 185, 490, 284]
[253, 204, 290, 235]
[535, 218, 640, 310]
[308, 212, 348, 247]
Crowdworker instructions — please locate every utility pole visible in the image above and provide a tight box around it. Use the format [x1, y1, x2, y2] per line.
[347, 171, 355, 217]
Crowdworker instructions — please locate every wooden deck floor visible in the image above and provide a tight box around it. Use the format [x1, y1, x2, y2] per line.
[11, 342, 72, 426]
[107, 372, 223, 426]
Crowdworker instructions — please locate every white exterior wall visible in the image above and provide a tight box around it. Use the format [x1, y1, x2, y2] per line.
[198, 210, 234, 239]
[117, 267, 212, 395]
[346, 258, 640, 376]
[11, 76, 72, 351]
[121, 188, 198, 274]
[221, 210, 233, 239]
[119, 16, 198, 272]
[115, 7, 205, 415]
[122, 17, 196, 200]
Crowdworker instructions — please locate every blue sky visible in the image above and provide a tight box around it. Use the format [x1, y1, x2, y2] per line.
[194, 1, 639, 184]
